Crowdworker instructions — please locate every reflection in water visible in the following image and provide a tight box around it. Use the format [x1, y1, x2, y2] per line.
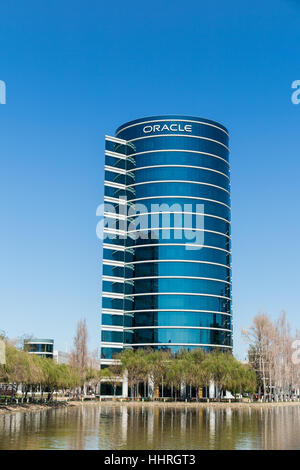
[1, 404, 300, 450]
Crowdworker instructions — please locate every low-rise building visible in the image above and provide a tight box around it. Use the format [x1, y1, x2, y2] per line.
[53, 350, 70, 364]
[24, 338, 54, 359]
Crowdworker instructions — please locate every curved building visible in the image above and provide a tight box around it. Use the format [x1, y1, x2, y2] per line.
[101, 115, 232, 365]
[24, 338, 54, 359]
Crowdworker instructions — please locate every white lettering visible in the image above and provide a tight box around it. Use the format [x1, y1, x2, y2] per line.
[291, 80, 300, 105]
[143, 122, 193, 134]
[0, 80, 6, 104]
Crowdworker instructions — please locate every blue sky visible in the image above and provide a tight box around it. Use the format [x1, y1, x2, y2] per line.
[0, 0, 299, 358]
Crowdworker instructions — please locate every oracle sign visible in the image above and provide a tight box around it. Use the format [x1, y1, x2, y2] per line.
[143, 123, 192, 134]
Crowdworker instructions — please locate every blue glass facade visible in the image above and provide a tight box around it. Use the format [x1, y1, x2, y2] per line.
[24, 338, 54, 359]
[101, 115, 232, 364]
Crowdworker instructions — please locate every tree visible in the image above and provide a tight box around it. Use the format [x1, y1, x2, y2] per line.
[188, 349, 209, 400]
[165, 356, 186, 401]
[0, 339, 91, 402]
[40, 358, 59, 400]
[69, 319, 89, 395]
[242, 311, 300, 402]
[2, 342, 35, 398]
[118, 349, 149, 399]
[146, 350, 170, 400]
[242, 313, 274, 400]
[106, 363, 123, 398]
[202, 352, 234, 401]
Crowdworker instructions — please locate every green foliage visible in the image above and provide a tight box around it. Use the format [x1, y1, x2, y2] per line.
[116, 348, 257, 400]
[0, 342, 258, 401]
[0, 341, 98, 399]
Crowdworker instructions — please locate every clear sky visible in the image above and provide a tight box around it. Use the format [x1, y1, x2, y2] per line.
[0, 0, 299, 359]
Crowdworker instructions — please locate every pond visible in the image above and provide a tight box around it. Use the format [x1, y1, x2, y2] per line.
[0, 403, 300, 450]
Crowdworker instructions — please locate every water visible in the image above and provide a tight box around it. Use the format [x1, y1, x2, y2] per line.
[0, 403, 300, 450]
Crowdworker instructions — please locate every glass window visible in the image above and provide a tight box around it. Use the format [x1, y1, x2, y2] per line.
[126, 231, 230, 250]
[127, 136, 229, 162]
[101, 330, 123, 343]
[127, 198, 230, 220]
[125, 294, 231, 314]
[103, 248, 124, 263]
[125, 245, 231, 265]
[102, 265, 124, 278]
[102, 297, 124, 311]
[101, 347, 123, 359]
[132, 328, 232, 346]
[105, 155, 126, 169]
[132, 311, 232, 329]
[126, 182, 230, 206]
[133, 167, 229, 190]
[125, 278, 231, 296]
[130, 261, 231, 281]
[102, 281, 124, 294]
[102, 314, 124, 326]
[127, 213, 230, 235]
[133, 151, 229, 176]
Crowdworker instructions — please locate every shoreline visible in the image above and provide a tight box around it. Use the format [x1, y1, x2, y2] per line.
[91, 400, 300, 410]
[0, 400, 69, 416]
[1, 399, 300, 415]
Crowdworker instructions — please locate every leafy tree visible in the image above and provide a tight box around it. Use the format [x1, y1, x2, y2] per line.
[202, 352, 233, 401]
[146, 349, 170, 400]
[118, 349, 149, 399]
[165, 356, 186, 400]
[188, 349, 209, 400]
